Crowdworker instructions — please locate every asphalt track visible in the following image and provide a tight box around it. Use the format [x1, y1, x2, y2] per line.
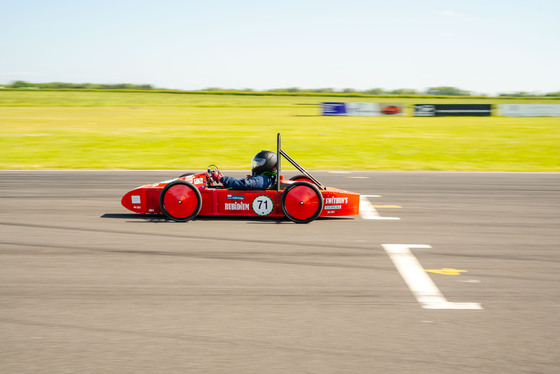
[1, 170, 559, 374]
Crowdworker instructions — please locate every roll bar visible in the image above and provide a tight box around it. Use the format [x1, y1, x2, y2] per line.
[276, 133, 325, 191]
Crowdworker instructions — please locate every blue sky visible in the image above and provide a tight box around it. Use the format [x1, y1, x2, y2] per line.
[1, 0, 558, 94]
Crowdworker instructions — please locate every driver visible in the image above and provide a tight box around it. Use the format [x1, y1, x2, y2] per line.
[209, 150, 277, 190]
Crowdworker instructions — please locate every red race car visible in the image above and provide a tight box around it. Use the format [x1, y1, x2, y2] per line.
[121, 134, 360, 223]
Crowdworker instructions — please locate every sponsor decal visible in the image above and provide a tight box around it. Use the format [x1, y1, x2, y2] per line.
[325, 197, 348, 205]
[437, 109, 491, 113]
[225, 202, 250, 211]
[227, 194, 245, 201]
[413, 105, 436, 116]
[323, 102, 404, 117]
[499, 104, 560, 117]
[345, 102, 378, 116]
[325, 205, 342, 210]
[380, 104, 404, 116]
[322, 102, 347, 116]
[182, 176, 203, 184]
[252, 195, 274, 216]
[131, 195, 141, 204]
[413, 104, 492, 117]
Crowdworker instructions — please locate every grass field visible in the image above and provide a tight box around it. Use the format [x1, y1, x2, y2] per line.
[1, 90, 559, 171]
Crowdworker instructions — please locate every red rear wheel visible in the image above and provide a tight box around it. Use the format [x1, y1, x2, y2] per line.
[281, 181, 323, 223]
[160, 180, 202, 222]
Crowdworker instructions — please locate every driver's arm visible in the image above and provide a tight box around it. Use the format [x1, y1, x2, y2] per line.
[222, 175, 266, 190]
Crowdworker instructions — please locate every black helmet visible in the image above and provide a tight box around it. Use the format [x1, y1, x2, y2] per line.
[251, 150, 277, 176]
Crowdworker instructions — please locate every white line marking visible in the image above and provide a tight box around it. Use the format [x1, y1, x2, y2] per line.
[382, 244, 482, 310]
[359, 196, 400, 220]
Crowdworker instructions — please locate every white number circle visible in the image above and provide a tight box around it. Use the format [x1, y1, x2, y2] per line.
[252, 195, 274, 216]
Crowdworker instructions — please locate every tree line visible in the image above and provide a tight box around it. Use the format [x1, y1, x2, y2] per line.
[6, 81, 154, 90]
[3, 81, 559, 97]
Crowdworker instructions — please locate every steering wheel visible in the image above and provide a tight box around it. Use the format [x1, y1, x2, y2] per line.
[206, 164, 222, 187]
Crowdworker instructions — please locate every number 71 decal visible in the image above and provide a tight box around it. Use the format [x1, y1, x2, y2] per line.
[252, 195, 274, 216]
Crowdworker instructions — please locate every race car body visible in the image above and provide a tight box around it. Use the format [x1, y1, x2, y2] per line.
[121, 134, 359, 223]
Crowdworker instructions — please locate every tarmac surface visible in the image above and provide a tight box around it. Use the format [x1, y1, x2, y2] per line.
[1, 170, 559, 374]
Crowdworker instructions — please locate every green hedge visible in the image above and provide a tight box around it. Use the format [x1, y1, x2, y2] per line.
[2, 88, 560, 100]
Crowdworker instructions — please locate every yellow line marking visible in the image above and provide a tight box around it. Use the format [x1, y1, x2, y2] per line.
[372, 205, 402, 208]
[348, 176, 369, 179]
[425, 268, 468, 275]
